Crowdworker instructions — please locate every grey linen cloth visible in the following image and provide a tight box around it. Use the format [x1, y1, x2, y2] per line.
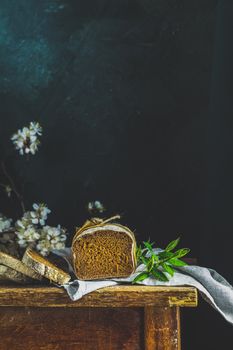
[53, 248, 233, 325]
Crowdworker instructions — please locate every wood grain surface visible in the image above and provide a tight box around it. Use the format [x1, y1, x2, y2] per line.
[144, 306, 181, 350]
[0, 307, 144, 350]
[0, 285, 198, 350]
[0, 285, 198, 308]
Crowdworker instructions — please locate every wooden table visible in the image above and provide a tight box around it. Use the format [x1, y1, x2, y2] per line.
[0, 284, 198, 350]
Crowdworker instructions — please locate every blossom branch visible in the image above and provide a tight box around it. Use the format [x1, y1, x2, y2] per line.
[1, 160, 25, 214]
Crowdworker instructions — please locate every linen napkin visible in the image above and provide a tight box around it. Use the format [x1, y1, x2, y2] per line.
[53, 248, 233, 325]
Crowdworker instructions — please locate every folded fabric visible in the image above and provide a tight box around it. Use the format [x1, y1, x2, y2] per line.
[53, 248, 233, 325]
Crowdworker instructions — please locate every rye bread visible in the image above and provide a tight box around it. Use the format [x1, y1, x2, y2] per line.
[0, 264, 33, 283]
[0, 251, 42, 281]
[72, 218, 137, 280]
[22, 248, 71, 285]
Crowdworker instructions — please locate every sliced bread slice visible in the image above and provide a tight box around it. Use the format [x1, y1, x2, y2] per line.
[0, 251, 42, 281]
[0, 264, 33, 283]
[22, 248, 71, 285]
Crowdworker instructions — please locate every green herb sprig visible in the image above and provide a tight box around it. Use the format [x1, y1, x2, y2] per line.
[133, 237, 190, 284]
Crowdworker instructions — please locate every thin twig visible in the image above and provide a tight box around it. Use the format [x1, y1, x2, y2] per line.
[0, 183, 7, 188]
[1, 160, 25, 214]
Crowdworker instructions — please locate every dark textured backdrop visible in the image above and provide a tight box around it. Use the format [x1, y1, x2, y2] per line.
[0, 1, 233, 348]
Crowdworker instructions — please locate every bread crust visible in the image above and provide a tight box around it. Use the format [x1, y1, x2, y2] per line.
[22, 248, 71, 285]
[0, 264, 32, 283]
[0, 251, 42, 281]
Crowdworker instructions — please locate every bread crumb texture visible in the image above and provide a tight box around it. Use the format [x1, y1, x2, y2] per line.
[73, 230, 135, 280]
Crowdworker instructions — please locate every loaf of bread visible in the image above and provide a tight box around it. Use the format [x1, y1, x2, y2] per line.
[0, 264, 33, 283]
[22, 248, 71, 285]
[0, 251, 42, 281]
[72, 217, 137, 280]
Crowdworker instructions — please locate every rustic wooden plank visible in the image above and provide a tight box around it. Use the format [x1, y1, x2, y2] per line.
[0, 307, 144, 350]
[0, 285, 198, 308]
[144, 306, 181, 350]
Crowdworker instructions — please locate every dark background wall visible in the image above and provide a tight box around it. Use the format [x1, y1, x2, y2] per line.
[0, 0, 232, 348]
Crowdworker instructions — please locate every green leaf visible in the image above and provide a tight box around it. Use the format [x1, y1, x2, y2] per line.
[162, 263, 175, 277]
[169, 258, 187, 267]
[136, 245, 142, 261]
[151, 268, 169, 282]
[133, 272, 150, 284]
[165, 237, 180, 252]
[151, 252, 159, 262]
[143, 240, 155, 252]
[147, 255, 156, 272]
[173, 248, 190, 259]
[140, 255, 149, 266]
[132, 237, 190, 286]
[157, 251, 174, 259]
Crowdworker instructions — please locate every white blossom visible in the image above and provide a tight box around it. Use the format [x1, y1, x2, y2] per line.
[15, 203, 52, 249]
[37, 225, 67, 256]
[31, 203, 51, 225]
[15, 203, 51, 230]
[87, 200, 105, 214]
[5, 185, 12, 197]
[11, 122, 42, 155]
[10, 202, 66, 255]
[0, 213, 13, 246]
[16, 225, 41, 248]
[0, 214, 12, 233]
[36, 239, 51, 256]
[29, 122, 42, 136]
[15, 211, 32, 230]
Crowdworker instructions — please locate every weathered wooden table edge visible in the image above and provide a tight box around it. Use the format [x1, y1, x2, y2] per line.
[0, 285, 198, 350]
[0, 284, 198, 308]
